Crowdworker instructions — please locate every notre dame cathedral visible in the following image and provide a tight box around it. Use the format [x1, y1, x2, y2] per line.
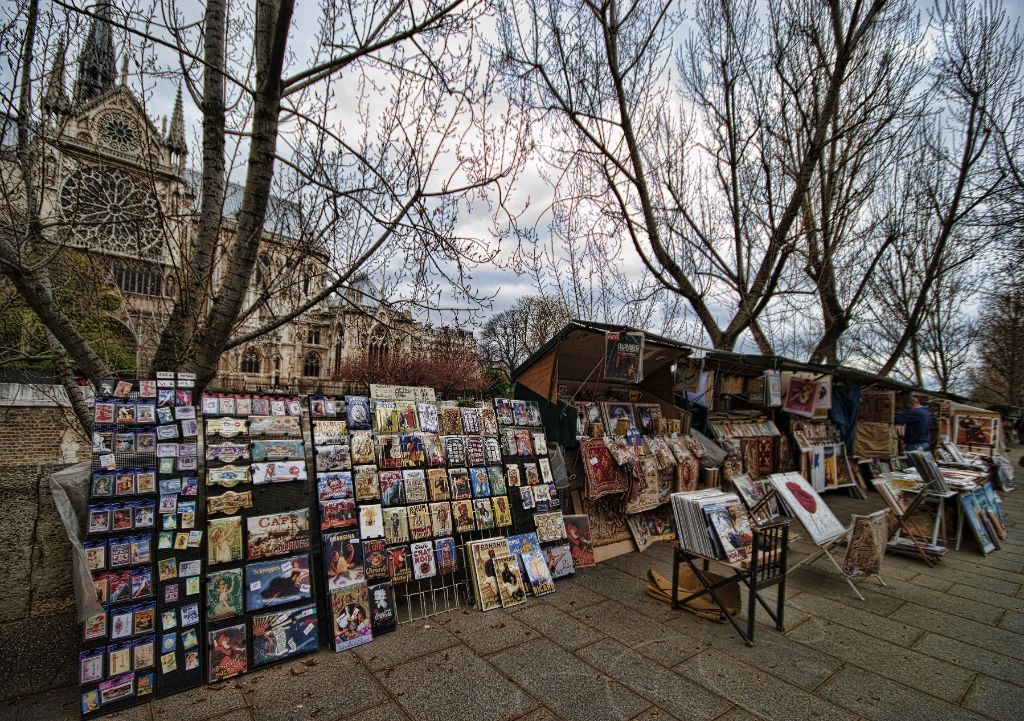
[10, 4, 468, 393]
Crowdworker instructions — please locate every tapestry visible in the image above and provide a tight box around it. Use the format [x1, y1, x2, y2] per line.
[578, 438, 628, 500]
[581, 495, 632, 547]
[842, 510, 888, 577]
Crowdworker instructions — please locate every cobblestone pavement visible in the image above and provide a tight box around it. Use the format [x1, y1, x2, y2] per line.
[5, 449, 1023, 721]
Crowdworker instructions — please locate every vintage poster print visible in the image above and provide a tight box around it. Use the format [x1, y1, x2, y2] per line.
[465, 435, 486, 465]
[422, 433, 447, 467]
[346, 396, 371, 430]
[492, 495, 513, 527]
[363, 539, 389, 582]
[206, 568, 244, 621]
[245, 555, 312, 611]
[208, 516, 243, 565]
[426, 468, 450, 501]
[430, 502, 453, 536]
[494, 553, 527, 608]
[494, 398, 515, 426]
[417, 402, 439, 433]
[369, 582, 398, 634]
[603, 330, 644, 383]
[449, 468, 472, 500]
[323, 531, 365, 590]
[435, 537, 459, 574]
[251, 605, 319, 667]
[208, 624, 247, 681]
[246, 509, 311, 560]
[407, 504, 433, 541]
[379, 470, 406, 506]
[403, 470, 429, 503]
[359, 504, 385, 539]
[534, 511, 568, 542]
[330, 584, 373, 651]
[387, 545, 413, 584]
[452, 500, 476, 533]
[354, 466, 381, 502]
[783, 378, 819, 418]
[382, 506, 410, 545]
[350, 431, 376, 465]
[544, 543, 575, 578]
[521, 549, 556, 595]
[411, 540, 437, 580]
[563, 514, 595, 567]
[469, 539, 511, 611]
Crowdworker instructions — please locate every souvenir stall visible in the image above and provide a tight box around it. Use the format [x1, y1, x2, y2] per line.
[511, 321, 699, 561]
[949, 402, 1002, 458]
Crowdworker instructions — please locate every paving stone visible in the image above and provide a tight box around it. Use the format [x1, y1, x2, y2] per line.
[5, 685, 79, 721]
[938, 557, 1024, 585]
[674, 614, 842, 691]
[511, 603, 606, 651]
[888, 602, 1024, 661]
[945, 583, 1024, 613]
[912, 632, 1024, 687]
[962, 675, 1024, 720]
[628, 709, 678, 721]
[572, 566, 679, 623]
[379, 645, 533, 721]
[340, 702, 410, 721]
[242, 652, 387, 721]
[572, 600, 707, 667]
[675, 648, 858, 721]
[999, 611, 1024, 634]
[915, 568, 1020, 596]
[512, 708, 562, 721]
[489, 638, 650, 721]
[785, 618, 975, 703]
[152, 685, 246, 721]
[601, 552, 673, 582]
[868, 578, 1004, 624]
[354, 622, 460, 671]
[816, 665, 987, 721]
[785, 567, 904, 615]
[575, 639, 731, 721]
[205, 711, 252, 721]
[539, 579, 607, 613]
[789, 593, 924, 647]
[436, 607, 540, 655]
[909, 573, 954, 592]
[710, 709, 763, 721]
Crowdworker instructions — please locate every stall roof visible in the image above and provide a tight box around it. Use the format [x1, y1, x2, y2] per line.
[512, 320, 694, 383]
[512, 321, 993, 409]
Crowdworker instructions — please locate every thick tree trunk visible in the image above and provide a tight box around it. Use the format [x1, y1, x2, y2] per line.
[191, 0, 295, 390]
[153, 0, 228, 372]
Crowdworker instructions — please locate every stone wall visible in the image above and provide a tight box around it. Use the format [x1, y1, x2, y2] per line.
[0, 405, 88, 468]
[0, 463, 81, 700]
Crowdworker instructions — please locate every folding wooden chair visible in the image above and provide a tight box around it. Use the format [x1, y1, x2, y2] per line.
[871, 477, 936, 566]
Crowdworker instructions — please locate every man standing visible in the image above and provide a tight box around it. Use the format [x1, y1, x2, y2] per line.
[896, 395, 932, 452]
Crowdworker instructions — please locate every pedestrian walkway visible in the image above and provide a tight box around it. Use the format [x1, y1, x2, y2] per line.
[6, 450, 1023, 721]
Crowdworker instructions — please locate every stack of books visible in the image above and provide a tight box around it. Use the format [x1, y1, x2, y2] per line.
[670, 491, 754, 563]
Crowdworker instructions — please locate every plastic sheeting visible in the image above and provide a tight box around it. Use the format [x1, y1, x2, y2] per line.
[49, 462, 104, 621]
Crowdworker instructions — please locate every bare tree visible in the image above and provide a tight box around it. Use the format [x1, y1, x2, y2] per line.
[478, 294, 571, 378]
[0, 0, 526, 430]
[871, 0, 1022, 374]
[497, 0, 897, 351]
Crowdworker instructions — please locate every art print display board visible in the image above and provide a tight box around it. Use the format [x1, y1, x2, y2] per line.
[309, 395, 374, 651]
[768, 472, 846, 546]
[201, 391, 317, 681]
[82, 377, 162, 718]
